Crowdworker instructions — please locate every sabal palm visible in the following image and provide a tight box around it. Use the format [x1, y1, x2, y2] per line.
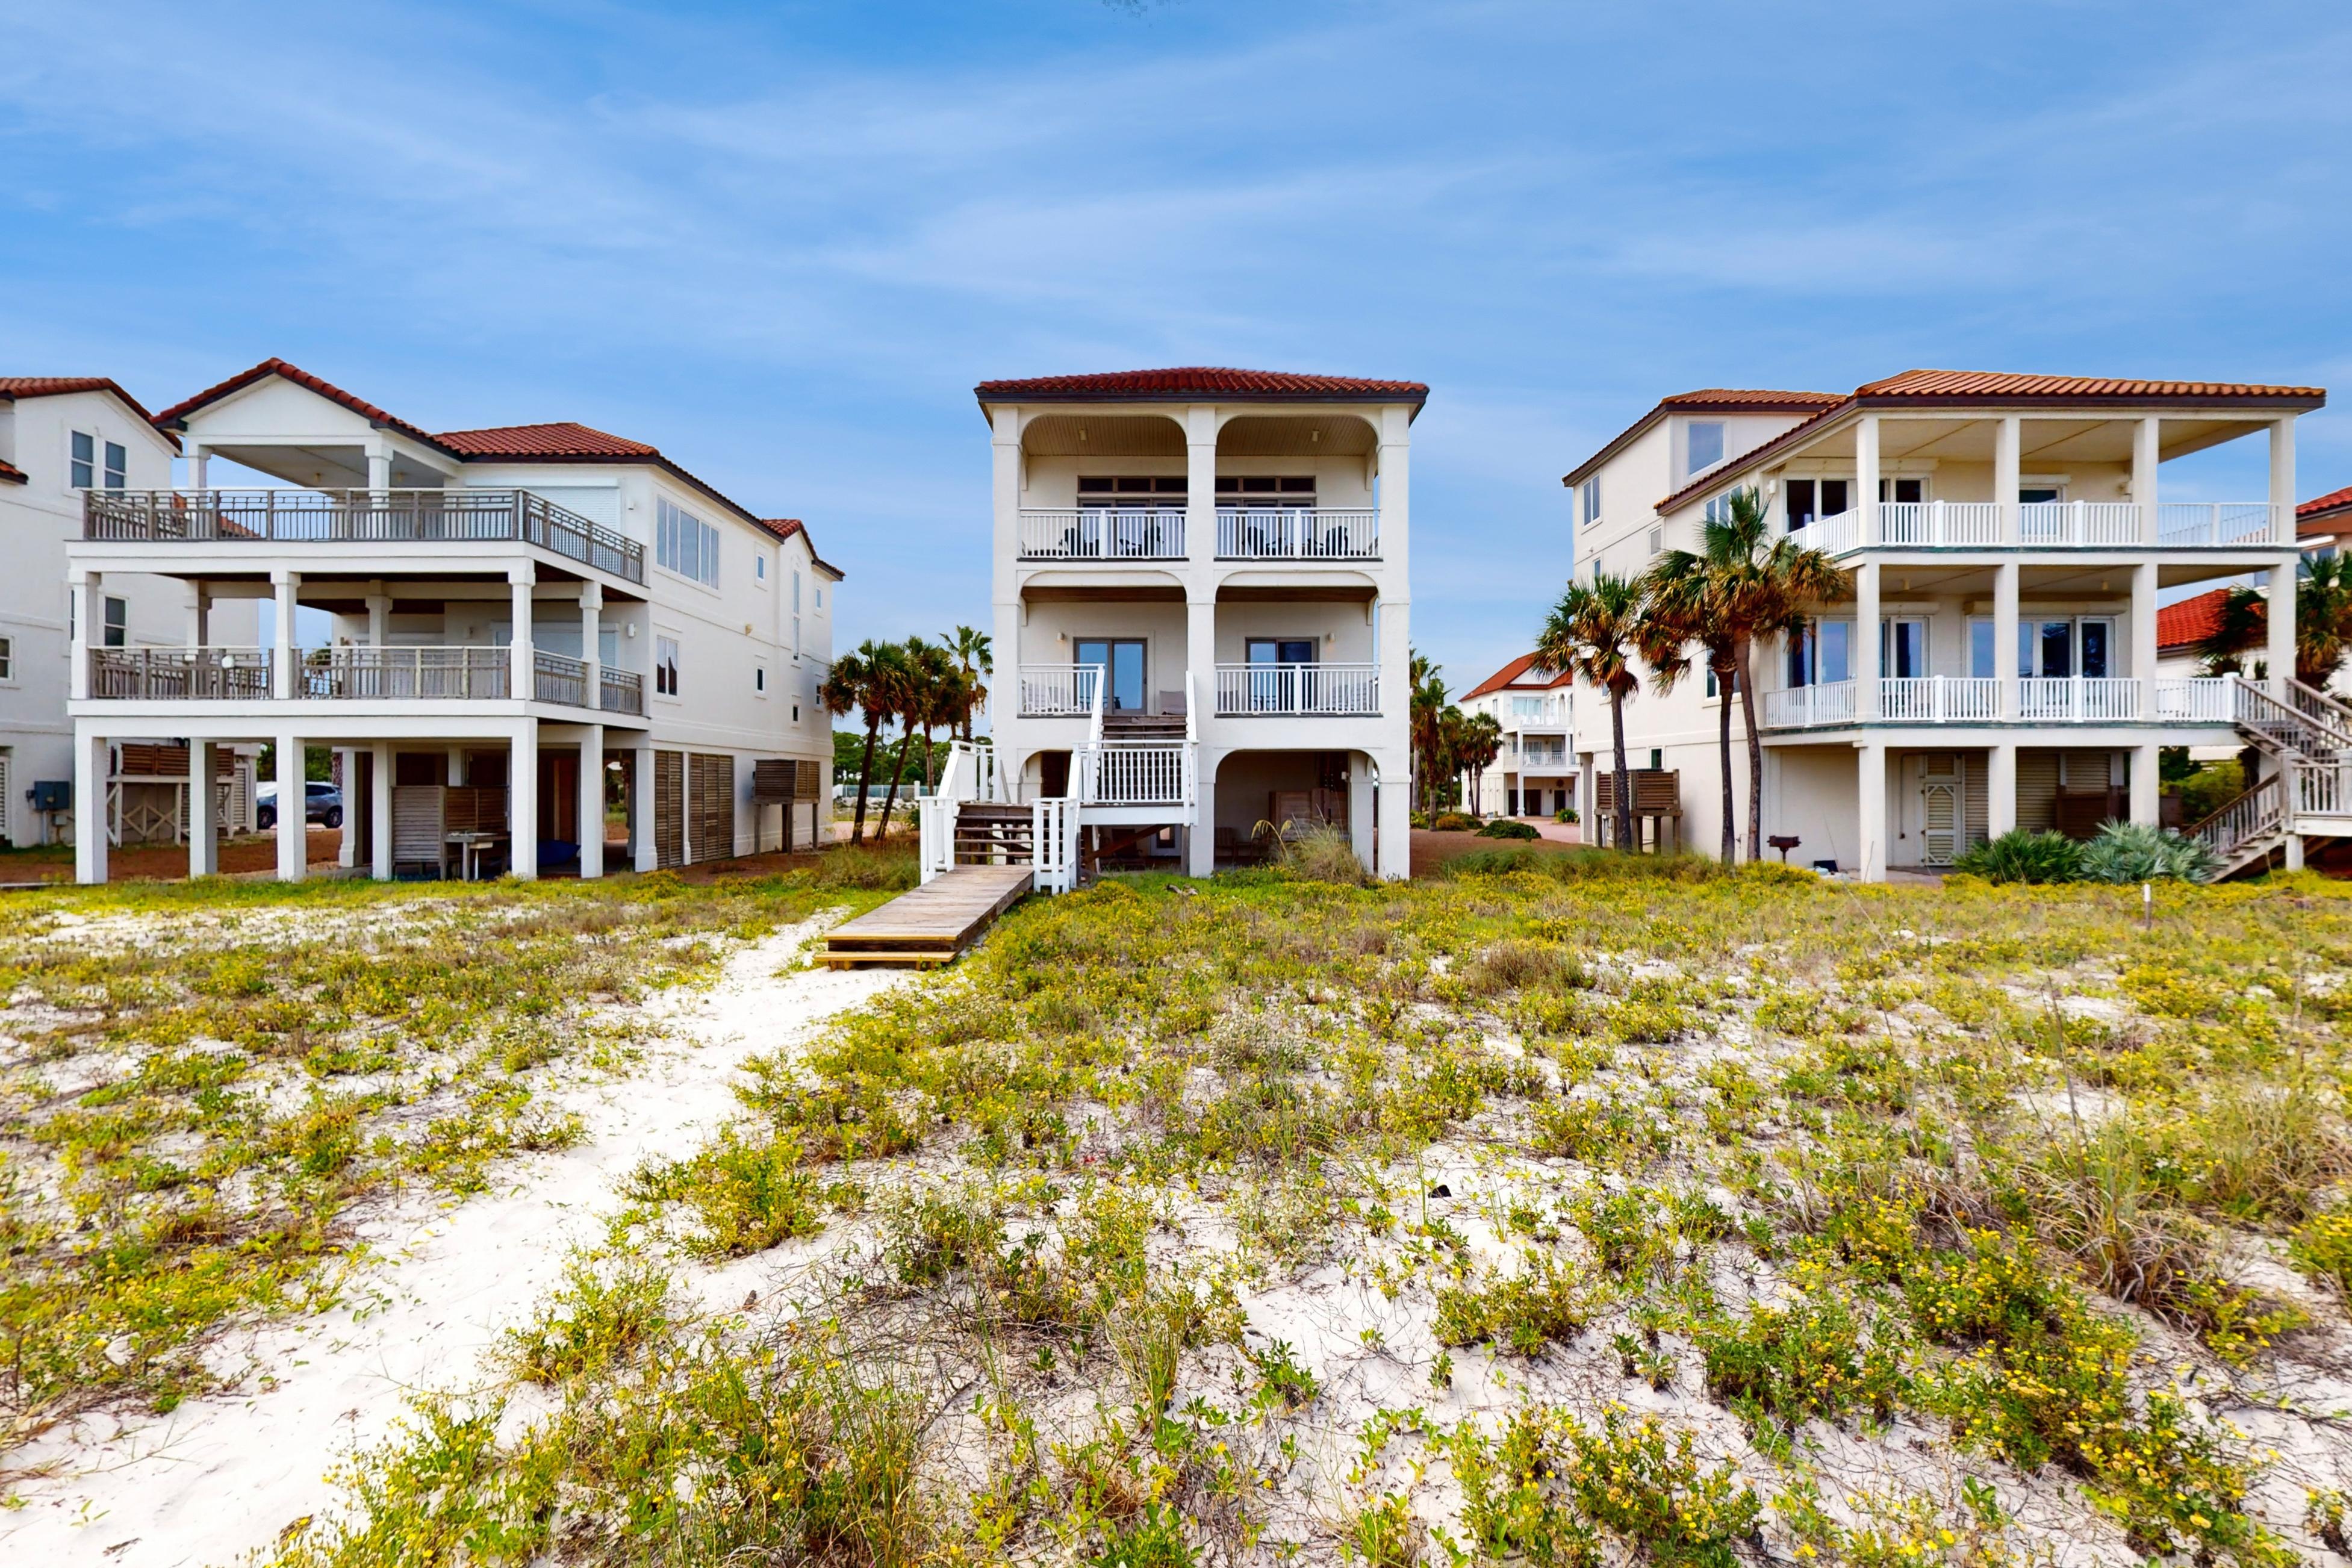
[824, 640, 905, 845]
[2201, 555, 2352, 691]
[1408, 652, 1450, 812]
[1459, 710, 1503, 811]
[947, 624, 992, 741]
[877, 637, 953, 837]
[1537, 571, 1668, 851]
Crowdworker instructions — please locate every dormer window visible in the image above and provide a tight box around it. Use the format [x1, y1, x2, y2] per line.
[1687, 421, 1725, 477]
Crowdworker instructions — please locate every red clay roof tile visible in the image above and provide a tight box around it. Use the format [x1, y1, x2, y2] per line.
[2158, 588, 2238, 652]
[1463, 653, 1572, 700]
[975, 367, 1426, 403]
[151, 358, 443, 448]
[0, 457, 25, 484]
[2302, 484, 2352, 532]
[432, 422, 659, 459]
[1, 376, 175, 448]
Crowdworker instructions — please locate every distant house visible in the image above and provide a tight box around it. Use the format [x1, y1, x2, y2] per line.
[68, 359, 838, 883]
[1457, 654, 1573, 816]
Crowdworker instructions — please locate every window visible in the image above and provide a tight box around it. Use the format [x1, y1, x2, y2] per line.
[1784, 478, 1852, 530]
[656, 499, 720, 586]
[1881, 618, 1926, 679]
[754, 665, 767, 695]
[1968, 618, 1996, 679]
[1580, 477, 1601, 527]
[814, 585, 824, 610]
[1687, 421, 1725, 476]
[655, 635, 681, 697]
[2018, 617, 2113, 679]
[1703, 492, 1738, 523]
[70, 431, 94, 488]
[103, 596, 127, 649]
[105, 441, 126, 488]
[1878, 478, 1926, 504]
[1074, 638, 1146, 712]
[1646, 526, 1664, 556]
[1079, 476, 1187, 508]
[1787, 620, 1852, 686]
[1511, 695, 1545, 718]
[755, 554, 767, 583]
[0, 635, 12, 680]
[1216, 476, 1316, 504]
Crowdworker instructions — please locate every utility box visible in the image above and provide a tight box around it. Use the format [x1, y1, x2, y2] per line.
[29, 780, 71, 813]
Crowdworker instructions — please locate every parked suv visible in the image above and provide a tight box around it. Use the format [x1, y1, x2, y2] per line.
[257, 780, 343, 831]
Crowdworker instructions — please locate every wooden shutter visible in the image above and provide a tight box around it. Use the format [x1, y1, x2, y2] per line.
[2015, 751, 2061, 832]
[655, 750, 685, 869]
[690, 753, 733, 862]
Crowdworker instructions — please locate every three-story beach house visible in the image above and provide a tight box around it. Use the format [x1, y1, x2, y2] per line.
[961, 367, 1421, 881]
[67, 359, 839, 884]
[1457, 655, 1574, 818]
[1561, 370, 2330, 879]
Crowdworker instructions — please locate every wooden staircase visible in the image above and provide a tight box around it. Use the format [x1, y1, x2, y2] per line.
[2189, 678, 2352, 877]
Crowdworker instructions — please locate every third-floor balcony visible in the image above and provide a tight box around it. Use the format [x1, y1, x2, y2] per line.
[1761, 675, 2233, 729]
[84, 488, 647, 584]
[1784, 500, 2286, 556]
[85, 646, 646, 715]
[1015, 505, 1382, 563]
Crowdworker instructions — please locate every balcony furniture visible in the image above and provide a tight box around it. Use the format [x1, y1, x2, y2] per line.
[1016, 508, 1184, 560]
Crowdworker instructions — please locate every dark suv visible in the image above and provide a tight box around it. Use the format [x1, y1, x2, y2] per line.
[257, 780, 343, 831]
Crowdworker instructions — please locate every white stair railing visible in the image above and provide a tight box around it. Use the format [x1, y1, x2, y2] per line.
[917, 797, 956, 885]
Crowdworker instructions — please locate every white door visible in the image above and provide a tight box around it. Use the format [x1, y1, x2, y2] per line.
[1916, 752, 1961, 866]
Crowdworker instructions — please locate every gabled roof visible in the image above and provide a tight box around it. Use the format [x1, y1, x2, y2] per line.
[1561, 388, 1841, 488]
[975, 367, 1427, 408]
[758, 518, 844, 579]
[2158, 588, 2236, 653]
[1463, 653, 1572, 700]
[2303, 484, 2352, 535]
[1, 376, 178, 450]
[434, 422, 660, 459]
[152, 358, 444, 449]
[1650, 369, 2330, 517]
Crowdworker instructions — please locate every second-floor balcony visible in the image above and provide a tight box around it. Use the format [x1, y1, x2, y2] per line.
[1015, 506, 1383, 562]
[84, 488, 647, 584]
[1213, 663, 1380, 715]
[86, 646, 646, 715]
[1761, 676, 2233, 729]
[1784, 500, 2285, 556]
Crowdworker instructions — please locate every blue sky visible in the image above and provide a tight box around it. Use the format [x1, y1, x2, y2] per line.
[5, 0, 2349, 695]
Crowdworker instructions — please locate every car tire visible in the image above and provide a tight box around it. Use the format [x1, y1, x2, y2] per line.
[322, 808, 344, 830]
[257, 807, 276, 831]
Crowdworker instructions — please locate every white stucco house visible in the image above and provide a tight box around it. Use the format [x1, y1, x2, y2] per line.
[1457, 655, 1573, 817]
[973, 367, 1422, 880]
[68, 358, 839, 884]
[1560, 370, 2333, 879]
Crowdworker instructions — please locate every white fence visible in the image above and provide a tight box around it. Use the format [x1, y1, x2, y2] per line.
[1878, 502, 2002, 547]
[1879, 676, 2000, 722]
[1762, 676, 2233, 727]
[1779, 501, 2281, 551]
[1020, 663, 1103, 717]
[1787, 509, 1862, 557]
[2157, 502, 2280, 547]
[1215, 507, 1380, 559]
[1017, 508, 1184, 560]
[1078, 741, 1193, 805]
[2018, 501, 2142, 546]
[1213, 662, 1380, 715]
[1761, 680, 1858, 728]
[1032, 797, 1080, 893]
[2016, 677, 2140, 721]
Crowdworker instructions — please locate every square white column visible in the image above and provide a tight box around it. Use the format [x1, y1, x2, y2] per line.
[1855, 415, 1881, 544]
[2130, 742, 2161, 827]
[370, 741, 394, 880]
[188, 740, 219, 877]
[275, 732, 306, 882]
[1186, 596, 1215, 723]
[579, 583, 602, 717]
[633, 745, 658, 871]
[1854, 561, 1881, 718]
[187, 583, 210, 648]
[1857, 742, 1888, 882]
[1993, 561, 2020, 718]
[2131, 563, 2158, 717]
[509, 724, 539, 879]
[1987, 742, 2017, 838]
[1994, 417, 2021, 544]
[509, 569, 536, 701]
[70, 571, 100, 701]
[2268, 561, 2298, 686]
[1187, 758, 1218, 876]
[579, 727, 605, 878]
[336, 748, 358, 868]
[1375, 769, 1410, 880]
[75, 729, 108, 885]
[2133, 417, 2161, 544]
[1184, 405, 1218, 566]
[1348, 750, 1376, 871]
[2271, 417, 2297, 544]
[271, 571, 300, 700]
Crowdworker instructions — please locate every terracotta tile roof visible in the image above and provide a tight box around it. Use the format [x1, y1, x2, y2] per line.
[759, 518, 844, 579]
[974, 367, 1427, 405]
[0, 376, 176, 449]
[151, 358, 444, 449]
[2158, 588, 2238, 653]
[0, 457, 25, 484]
[2303, 484, 2352, 534]
[1563, 388, 1842, 487]
[1652, 369, 2331, 515]
[1463, 653, 1572, 700]
[432, 422, 659, 459]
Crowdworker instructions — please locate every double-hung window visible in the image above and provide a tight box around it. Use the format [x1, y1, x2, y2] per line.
[656, 499, 720, 587]
[103, 596, 128, 649]
[69, 432, 126, 490]
[655, 635, 681, 697]
[1579, 477, 1601, 529]
[0, 635, 13, 680]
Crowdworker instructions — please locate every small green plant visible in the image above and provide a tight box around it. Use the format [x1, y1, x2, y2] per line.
[2292, 1209, 2352, 1295]
[2076, 821, 2222, 884]
[1246, 1338, 1321, 1412]
[1342, 1491, 1423, 1567]
[1430, 812, 1480, 833]
[1564, 1408, 1760, 1568]
[1434, 1249, 1596, 1355]
[1478, 818, 1541, 840]
[1951, 829, 2085, 884]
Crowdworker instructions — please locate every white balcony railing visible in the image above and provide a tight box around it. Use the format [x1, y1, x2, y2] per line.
[84, 644, 629, 711]
[1213, 662, 1380, 716]
[1786, 508, 1862, 556]
[301, 645, 514, 700]
[88, 647, 274, 700]
[2018, 501, 2142, 546]
[1020, 662, 1103, 717]
[1878, 501, 2003, 547]
[1078, 741, 1193, 806]
[1762, 676, 2235, 728]
[1215, 508, 1380, 560]
[1018, 508, 1184, 560]
[2157, 502, 2282, 548]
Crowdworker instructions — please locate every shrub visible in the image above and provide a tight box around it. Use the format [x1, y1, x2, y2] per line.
[2174, 759, 2247, 824]
[2290, 1210, 2352, 1295]
[1951, 829, 2083, 884]
[1564, 1409, 1760, 1568]
[1478, 818, 1542, 840]
[2076, 821, 2222, 884]
[1448, 1407, 1600, 1568]
[1269, 823, 1372, 887]
[1431, 811, 1480, 832]
[1434, 1249, 1596, 1355]
[1696, 1296, 1902, 1436]
[1555, 806, 1579, 824]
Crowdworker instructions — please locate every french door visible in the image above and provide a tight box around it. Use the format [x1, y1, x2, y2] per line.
[1245, 638, 1318, 712]
[1074, 638, 1146, 712]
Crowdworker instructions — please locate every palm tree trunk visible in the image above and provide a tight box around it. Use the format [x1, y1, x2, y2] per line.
[1716, 657, 1737, 862]
[851, 717, 882, 844]
[1737, 641, 1765, 865]
[877, 724, 915, 838]
[1611, 688, 1634, 852]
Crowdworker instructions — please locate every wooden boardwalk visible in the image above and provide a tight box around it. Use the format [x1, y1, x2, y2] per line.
[818, 864, 1034, 968]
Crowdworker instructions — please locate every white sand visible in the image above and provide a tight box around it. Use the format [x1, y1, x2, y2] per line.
[4, 913, 907, 1568]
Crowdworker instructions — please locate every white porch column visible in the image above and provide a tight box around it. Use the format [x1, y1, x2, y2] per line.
[2130, 742, 2161, 827]
[69, 570, 100, 700]
[1184, 403, 1218, 567]
[1994, 416, 2021, 544]
[1988, 741, 2018, 838]
[270, 570, 299, 700]
[1187, 750, 1218, 877]
[1993, 560, 2020, 719]
[509, 567, 535, 702]
[447, 745, 466, 785]
[187, 583, 210, 648]
[275, 730, 306, 882]
[1376, 765, 1410, 881]
[187, 444, 209, 491]
[2268, 559, 2298, 686]
[1186, 594, 1215, 720]
[336, 748, 358, 868]
[366, 438, 392, 494]
[188, 740, 219, 877]
[370, 741, 394, 880]
[1855, 415, 1881, 544]
[1858, 741, 1888, 882]
[1348, 749, 1376, 871]
[1854, 560, 1881, 719]
[2131, 562, 2158, 718]
[633, 744, 658, 871]
[2133, 417, 2161, 545]
[580, 583, 602, 717]
[366, 590, 391, 647]
[74, 729, 108, 885]
[2271, 416, 2297, 545]
[579, 725, 605, 878]
[2286, 833, 2307, 873]
[510, 724, 539, 880]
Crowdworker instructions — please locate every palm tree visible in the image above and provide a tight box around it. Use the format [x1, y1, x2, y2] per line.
[1538, 572, 1665, 851]
[1459, 710, 1503, 812]
[1648, 488, 1846, 863]
[1409, 652, 1451, 813]
[877, 638, 956, 838]
[946, 624, 993, 742]
[1643, 556, 1743, 861]
[822, 640, 904, 845]
[2200, 555, 2352, 692]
